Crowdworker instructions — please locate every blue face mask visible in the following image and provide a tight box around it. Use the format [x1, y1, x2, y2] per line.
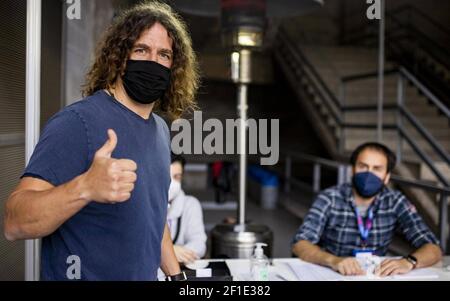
[352, 171, 385, 198]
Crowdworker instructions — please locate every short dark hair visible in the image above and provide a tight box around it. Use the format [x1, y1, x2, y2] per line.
[171, 152, 186, 170]
[350, 142, 397, 173]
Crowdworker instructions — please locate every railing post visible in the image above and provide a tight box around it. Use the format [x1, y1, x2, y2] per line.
[284, 156, 292, 194]
[344, 165, 352, 184]
[313, 164, 321, 194]
[396, 74, 404, 163]
[338, 127, 345, 154]
[339, 80, 346, 108]
[376, 0, 386, 143]
[339, 80, 346, 154]
[337, 165, 345, 186]
[439, 193, 448, 254]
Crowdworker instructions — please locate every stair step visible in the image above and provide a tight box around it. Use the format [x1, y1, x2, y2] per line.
[343, 113, 449, 128]
[341, 114, 450, 131]
[295, 44, 450, 166]
[343, 127, 450, 142]
[344, 139, 447, 159]
[420, 162, 450, 183]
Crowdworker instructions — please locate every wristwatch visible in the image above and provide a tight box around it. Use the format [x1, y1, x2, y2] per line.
[165, 271, 187, 281]
[404, 254, 418, 269]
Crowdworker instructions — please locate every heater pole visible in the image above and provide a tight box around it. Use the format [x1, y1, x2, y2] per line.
[233, 49, 251, 227]
[238, 83, 248, 226]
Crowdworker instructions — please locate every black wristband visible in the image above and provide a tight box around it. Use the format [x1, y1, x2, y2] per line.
[165, 271, 187, 281]
[404, 254, 418, 269]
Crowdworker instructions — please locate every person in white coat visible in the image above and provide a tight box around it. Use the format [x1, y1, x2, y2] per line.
[168, 154, 207, 264]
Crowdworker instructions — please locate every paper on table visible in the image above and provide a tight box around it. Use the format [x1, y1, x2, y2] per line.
[345, 268, 439, 281]
[269, 265, 299, 281]
[287, 260, 439, 281]
[391, 269, 439, 280]
[196, 268, 212, 278]
[286, 261, 344, 281]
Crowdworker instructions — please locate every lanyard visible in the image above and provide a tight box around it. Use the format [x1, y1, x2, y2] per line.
[355, 206, 374, 247]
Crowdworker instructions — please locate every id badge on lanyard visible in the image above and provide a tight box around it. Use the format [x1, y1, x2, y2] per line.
[353, 206, 375, 256]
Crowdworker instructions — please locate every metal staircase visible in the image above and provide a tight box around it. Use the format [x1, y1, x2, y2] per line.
[274, 26, 449, 232]
[342, 4, 450, 108]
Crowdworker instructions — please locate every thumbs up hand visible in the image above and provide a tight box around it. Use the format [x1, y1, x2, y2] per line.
[95, 128, 118, 158]
[81, 129, 137, 204]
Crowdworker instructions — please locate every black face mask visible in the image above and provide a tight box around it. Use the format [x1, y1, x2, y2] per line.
[122, 60, 171, 104]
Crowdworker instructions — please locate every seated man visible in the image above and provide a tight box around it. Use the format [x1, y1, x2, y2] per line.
[292, 142, 442, 277]
[168, 154, 207, 264]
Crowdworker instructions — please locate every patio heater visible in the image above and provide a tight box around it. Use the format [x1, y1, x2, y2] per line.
[170, 0, 323, 259]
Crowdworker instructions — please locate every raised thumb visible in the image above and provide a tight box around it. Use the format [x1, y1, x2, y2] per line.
[96, 129, 117, 158]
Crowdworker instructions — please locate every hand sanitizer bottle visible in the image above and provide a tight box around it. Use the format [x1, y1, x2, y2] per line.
[251, 243, 269, 281]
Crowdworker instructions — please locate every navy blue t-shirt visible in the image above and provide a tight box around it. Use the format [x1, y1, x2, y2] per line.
[22, 90, 171, 280]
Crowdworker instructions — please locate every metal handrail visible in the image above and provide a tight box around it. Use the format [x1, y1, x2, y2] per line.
[390, 4, 450, 40]
[283, 150, 450, 195]
[279, 31, 334, 104]
[283, 151, 342, 169]
[342, 123, 397, 130]
[400, 106, 450, 164]
[281, 151, 450, 253]
[278, 45, 342, 126]
[398, 126, 449, 187]
[342, 67, 450, 118]
[342, 4, 450, 97]
[340, 68, 450, 186]
[343, 104, 397, 112]
[344, 4, 450, 43]
[341, 68, 398, 83]
[390, 175, 450, 195]
[278, 29, 343, 124]
[277, 30, 450, 188]
[387, 12, 450, 71]
[399, 68, 450, 119]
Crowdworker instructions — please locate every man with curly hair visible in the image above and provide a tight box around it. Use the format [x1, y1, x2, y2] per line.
[4, 2, 199, 280]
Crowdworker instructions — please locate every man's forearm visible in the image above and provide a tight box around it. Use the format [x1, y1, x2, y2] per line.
[292, 240, 339, 269]
[160, 224, 181, 276]
[4, 175, 90, 241]
[412, 243, 442, 269]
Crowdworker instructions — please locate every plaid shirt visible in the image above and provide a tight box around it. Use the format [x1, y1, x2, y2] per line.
[293, 183, 439, 256]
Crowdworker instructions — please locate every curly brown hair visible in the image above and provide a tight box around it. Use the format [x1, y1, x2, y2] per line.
[82, 1, 200, 120]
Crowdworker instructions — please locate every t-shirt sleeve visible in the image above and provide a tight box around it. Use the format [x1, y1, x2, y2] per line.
[21, 109, 89, 186]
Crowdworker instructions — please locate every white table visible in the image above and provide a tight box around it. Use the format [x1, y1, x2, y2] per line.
[192, 257, 450, 281]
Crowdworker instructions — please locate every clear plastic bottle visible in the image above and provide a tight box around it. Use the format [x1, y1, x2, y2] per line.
[250, 243, 269, 281]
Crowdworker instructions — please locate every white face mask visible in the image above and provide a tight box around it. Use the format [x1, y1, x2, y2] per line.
[168, 180, 182, 202]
